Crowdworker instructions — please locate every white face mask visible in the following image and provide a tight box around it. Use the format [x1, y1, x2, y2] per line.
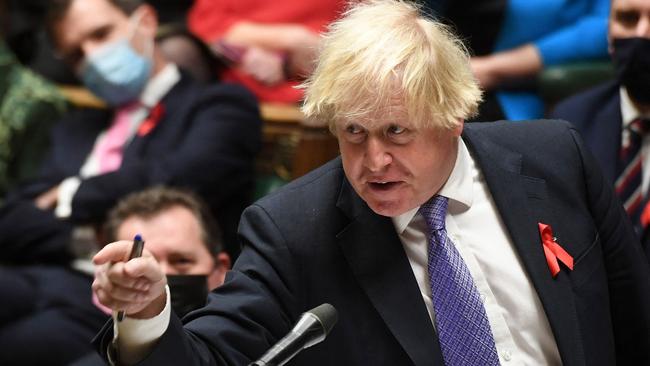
[78, 10, 154, 106]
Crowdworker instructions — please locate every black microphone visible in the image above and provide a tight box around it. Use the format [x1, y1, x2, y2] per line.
[249, 303, 338, 366]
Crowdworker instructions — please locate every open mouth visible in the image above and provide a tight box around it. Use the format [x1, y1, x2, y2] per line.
[368, 181, 401, 191]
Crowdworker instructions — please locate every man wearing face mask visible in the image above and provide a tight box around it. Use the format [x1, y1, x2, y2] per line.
[553, 0, 650, 259]
[102, 186, 231, 317]
[0, 186, 231, 366]
[0, 0, 261, 264]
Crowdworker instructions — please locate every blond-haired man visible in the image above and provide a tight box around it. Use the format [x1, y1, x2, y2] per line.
[93, 1, 650, 365]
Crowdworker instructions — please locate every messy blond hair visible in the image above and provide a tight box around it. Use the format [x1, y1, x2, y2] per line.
[301, 0, 482, 131]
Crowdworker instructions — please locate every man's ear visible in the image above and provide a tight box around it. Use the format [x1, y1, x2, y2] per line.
[136, 4, 159, 39]
[207, 252, 231, 290]
[453, 119, 464, 137]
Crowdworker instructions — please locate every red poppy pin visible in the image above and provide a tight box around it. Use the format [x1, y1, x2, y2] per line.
[641, 202, 650, 229]
[137, 103, 165, 137]
[538, 223, 574, 277]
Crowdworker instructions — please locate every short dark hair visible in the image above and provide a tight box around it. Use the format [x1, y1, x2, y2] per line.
[104, 186, 223, 255]
[46, 0, 143, 37]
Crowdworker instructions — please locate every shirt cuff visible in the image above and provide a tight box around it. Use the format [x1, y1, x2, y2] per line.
[54, 176, 81, 218]
[114, 285, 171, 365]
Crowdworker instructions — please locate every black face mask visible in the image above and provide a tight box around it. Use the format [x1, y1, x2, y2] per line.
[612, 37, 650, 105]
[167, 274, 208, 318]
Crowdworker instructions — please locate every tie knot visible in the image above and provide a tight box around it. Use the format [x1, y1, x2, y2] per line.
[419, 195, 448, 231]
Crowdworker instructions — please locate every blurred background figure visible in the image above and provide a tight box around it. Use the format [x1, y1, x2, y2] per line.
[0, 187, 231, 366]
[0, 0, 261, 264]
[3, 0, 78, 84]
[0, 0, 67, 200]
[425, 0, 610, 121]
[187, 0, 347, 104]
[553, 0, 650, 256]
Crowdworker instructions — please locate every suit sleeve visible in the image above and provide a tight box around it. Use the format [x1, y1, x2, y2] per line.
[569, 126, 650, 364]
[69, 85, 262, 224]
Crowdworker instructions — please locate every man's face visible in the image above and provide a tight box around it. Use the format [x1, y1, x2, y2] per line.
[609, 0, 650, 42]
[116, 205, 228, 289]
[53, 0, 148, 71]
[337, 103, 462, 217]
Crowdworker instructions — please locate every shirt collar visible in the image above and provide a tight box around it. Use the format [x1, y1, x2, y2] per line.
[139, 63, 180, 108]
[620, 86, 650, 127]
[392, 138, 474, 234]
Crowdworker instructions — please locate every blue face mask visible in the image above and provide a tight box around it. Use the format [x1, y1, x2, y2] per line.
[79, 17, 152, 106]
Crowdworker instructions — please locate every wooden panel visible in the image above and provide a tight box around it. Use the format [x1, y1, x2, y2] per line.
[259, 103, 339, 180]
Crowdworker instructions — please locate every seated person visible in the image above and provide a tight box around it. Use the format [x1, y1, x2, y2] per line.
[468, 0, 610, 120]
[187, 0, 347, 103]
[156, 25, 225, 84]
[0, 1, 67, 199]
[0, 186, 231, 366]
[553, 0, 650, 253]
[0, 0, 261, 263]
[0, 39, 67, 199]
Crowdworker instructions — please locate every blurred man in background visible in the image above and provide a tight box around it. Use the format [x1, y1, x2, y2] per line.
[0, 0, 261, 264]
[553, 0, 650, 256]
[0, 186, 231, 366]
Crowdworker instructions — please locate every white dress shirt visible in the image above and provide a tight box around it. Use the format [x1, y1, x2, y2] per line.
[394, 139, 561, 365]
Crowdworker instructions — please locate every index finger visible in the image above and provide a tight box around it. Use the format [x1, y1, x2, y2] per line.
[93, 240, 136, 265]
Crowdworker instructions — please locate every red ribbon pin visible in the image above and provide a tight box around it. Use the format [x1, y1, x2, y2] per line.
[538, 223, 574, 277]
[641, 202, 650, 229]
[137, 103, 165, 137]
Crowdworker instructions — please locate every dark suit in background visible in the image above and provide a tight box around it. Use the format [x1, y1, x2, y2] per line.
[97, 120, 650, 365]
[549, 81, 650, 257]
[0, 73, 261, 262]
[552, 80, 621, 185]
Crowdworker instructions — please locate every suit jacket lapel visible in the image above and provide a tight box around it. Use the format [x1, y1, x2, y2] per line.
[336, 179, 444, 366]
[463, 127, 584, 366]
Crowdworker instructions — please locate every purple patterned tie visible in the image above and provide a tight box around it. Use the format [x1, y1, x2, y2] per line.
[420, 195, 500, 365]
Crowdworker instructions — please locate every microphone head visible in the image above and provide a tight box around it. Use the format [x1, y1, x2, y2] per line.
[306, 303, 338, 335]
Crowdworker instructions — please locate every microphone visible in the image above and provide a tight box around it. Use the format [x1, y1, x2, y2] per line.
[249, 303, 338, 366]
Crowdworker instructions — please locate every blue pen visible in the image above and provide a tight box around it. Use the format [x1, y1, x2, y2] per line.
[117, 234, 145, 322]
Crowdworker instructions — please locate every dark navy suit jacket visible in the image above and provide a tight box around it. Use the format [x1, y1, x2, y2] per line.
[0, 74, 261, 262]
[550, 81, 650, 257]
[552, 80, 621, 185]
[97, 120, 650, 365]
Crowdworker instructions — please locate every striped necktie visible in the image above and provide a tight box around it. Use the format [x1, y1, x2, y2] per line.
[420, 195, 500, 365]
[615, 118, 650, 230]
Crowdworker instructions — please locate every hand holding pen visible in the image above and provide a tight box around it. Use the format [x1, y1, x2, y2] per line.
[92, 235, 168, 320]
[116, 234, 145, 321]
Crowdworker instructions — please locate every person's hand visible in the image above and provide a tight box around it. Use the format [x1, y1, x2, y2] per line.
[34, 185, 60, 210]
[93, 241, 167, 319]
[286, 29, 321, 79]
[470, 45, 543, 91]
[470, 56, 501, 91]
[240, 46, 286, 86]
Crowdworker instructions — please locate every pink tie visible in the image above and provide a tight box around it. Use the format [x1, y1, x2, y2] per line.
[97, 103, 138, 173]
